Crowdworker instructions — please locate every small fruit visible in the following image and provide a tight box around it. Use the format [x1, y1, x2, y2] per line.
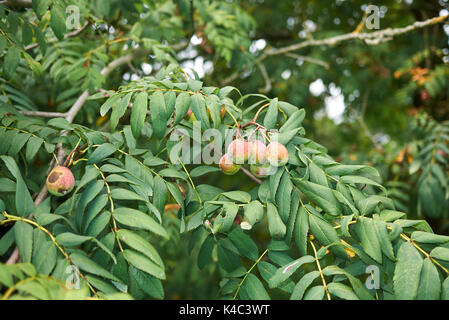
[266, 141, 289, 166]
[185, 109, 197, 122]
[248, 140, 267, 165]
[46, 166, 75, 196]
[250, 162, 276, 178]
[219, 153, 241, 175]
[227, 139, 249, 164]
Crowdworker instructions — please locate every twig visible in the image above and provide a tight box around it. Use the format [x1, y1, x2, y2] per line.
[24, 22, 90, 51]
[309, 239, 331, 300]
[284, 52, 330, 69]
[256, 61, 271, 93]
[233, 248, 269, 299]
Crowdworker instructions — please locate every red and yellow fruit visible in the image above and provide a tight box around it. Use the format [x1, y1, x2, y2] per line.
[250, 162, 276, 178]
[266, 141, 289, 166]
[248, 140, 267, 165]
[227, 139, 249, 164]
[219, 153, 241, 175]
[46, 166, 75, 196]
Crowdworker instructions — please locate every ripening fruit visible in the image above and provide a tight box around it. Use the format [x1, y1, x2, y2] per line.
[227, 139, 249, 164]
[219, 153, 241, 175]
[248, 140, 267, 165]
[250, 162, 276, 178]
[185, 109, 197, 122]
[266, 141, 289, 166]
[46, 166, 75, 196]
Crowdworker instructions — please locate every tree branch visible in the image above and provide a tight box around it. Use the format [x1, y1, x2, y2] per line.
[24, 22, 90, 51]
[222, 14, 448, 85]
[265, 14, 448, 57]
[0, 0, 32, 8]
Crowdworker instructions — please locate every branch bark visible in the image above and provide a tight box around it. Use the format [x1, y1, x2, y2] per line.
[222, 14, 448, 85]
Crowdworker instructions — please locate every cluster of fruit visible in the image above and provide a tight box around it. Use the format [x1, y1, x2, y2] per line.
[219, 139, 289, 178]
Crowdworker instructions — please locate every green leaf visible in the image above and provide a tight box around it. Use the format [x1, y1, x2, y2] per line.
[228, 228, 258, 261]
[14, 221, 33, 263]
[340, 175, 386, 193]
[114, 207, 169, 239]
[207, 95, 221, 128]
[56, 232, 91, 247]
[217, 242, 241, 273]
[173, 92, 191, 125]
[150, 91, 167, 139]
[25, 136, 44, 162]
[129, 265, 164, 299]
[268, 255, 314, 288]
[290, 271, 320, 300]
[88, 143, 117, 164]
[190, 165, 221, 177]
[1, 156, 33, 217]
[123, 249, 165, 280]
[393, 241, 423, 300]
[70, 252, 119, 282]
[190, 93, 210, 129]
[110, 188, 147, 202]
[240, 273, 270, 300]
[198, 234, 215, 269]
[304, 285, 324, 300]
[267, 203, 286, 239]
[442, 277, 449, 300]
[4, 46, 21, 78]
[110, 92, 133, 130]
[308, 213, 346, 259]
[417, 258, 441, 300]
[130, 92, 148, 138]
[275, 172, 293, 223]
[117, 229, 163, 267]
[353, 217, 383, 264]
[293, 179, 340, 216]
[222, 191, 251, 203]
[430, 247, 449, 261]
[100, 94, 121, 117]
[32, 230, 56, 275]
[322, 265, 373, 300]
[243, 200, 264, 227]
[50, 2, 66, 39]
[293, 207, 309, 256]
[327, 282, 359, 300]
[412, 231, 449, 245]
[264, 98, 278, 130]
[280, 109, 305, 132]
[153, 175, 168, 217]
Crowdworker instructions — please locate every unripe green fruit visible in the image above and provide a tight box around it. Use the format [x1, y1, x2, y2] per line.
[227, 139, 249, 164]
[46, 166, 75, 196]
[219, 153, 240, 175]
[248, 140, 267, 165]
[250, 162, 276, 178]
[266, 141, 289, 166]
